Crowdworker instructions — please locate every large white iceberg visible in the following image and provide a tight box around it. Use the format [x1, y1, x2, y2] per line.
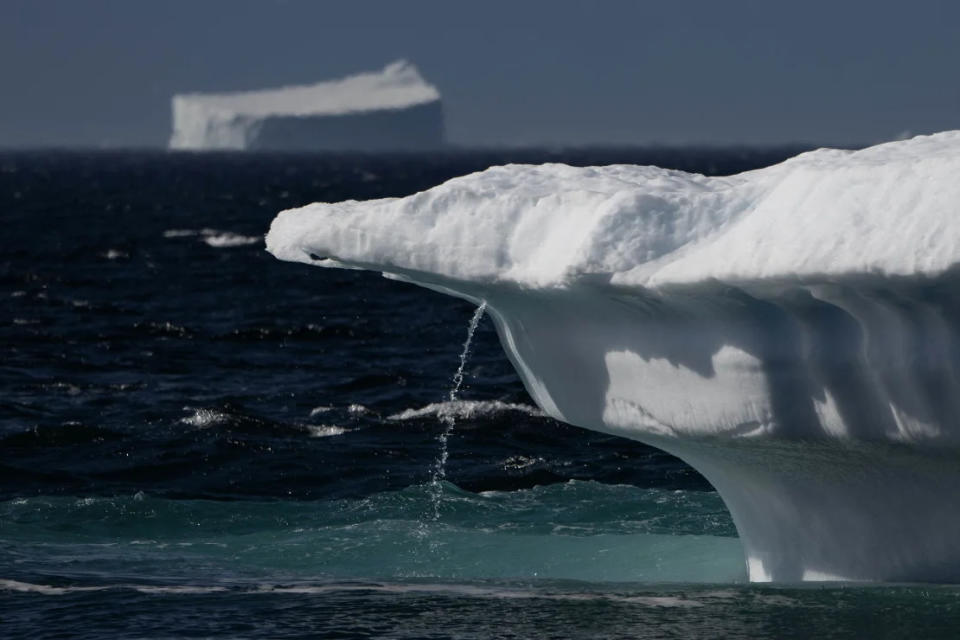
[170, 61, 443, 151]
[267, 131, 960, 582]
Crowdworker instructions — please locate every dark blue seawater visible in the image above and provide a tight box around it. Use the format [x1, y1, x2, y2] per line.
[3, 148, 959, 638]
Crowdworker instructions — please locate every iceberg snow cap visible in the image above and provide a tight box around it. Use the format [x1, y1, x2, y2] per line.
[267, 131, 960, 289]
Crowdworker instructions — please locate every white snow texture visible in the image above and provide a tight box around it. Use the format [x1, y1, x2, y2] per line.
[268, 131, 960, 287]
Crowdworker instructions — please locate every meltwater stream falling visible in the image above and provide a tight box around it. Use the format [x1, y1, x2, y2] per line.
[427, 301, 487, 522]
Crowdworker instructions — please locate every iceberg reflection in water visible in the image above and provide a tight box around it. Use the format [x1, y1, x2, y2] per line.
[268, 131, 960, 582]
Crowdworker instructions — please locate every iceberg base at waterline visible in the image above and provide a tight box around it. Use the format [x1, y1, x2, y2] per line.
[266, 131, 960, 583]
[469, 278, 960, 583]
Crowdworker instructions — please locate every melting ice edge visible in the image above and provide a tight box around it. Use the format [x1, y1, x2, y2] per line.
[267, 131, 960, 583]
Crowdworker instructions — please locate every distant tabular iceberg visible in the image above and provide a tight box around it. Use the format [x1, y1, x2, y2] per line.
[267, 132, 960, 583]
[169, 61, 444, 151]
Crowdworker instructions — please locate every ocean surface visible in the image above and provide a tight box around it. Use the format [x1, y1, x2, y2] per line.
[3, 148, 960, 638]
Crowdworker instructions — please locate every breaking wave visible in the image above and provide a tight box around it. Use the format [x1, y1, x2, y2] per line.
[389, 400, 544, 422]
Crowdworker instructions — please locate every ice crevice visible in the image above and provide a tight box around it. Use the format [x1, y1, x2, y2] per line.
[267, 132, 960, 583]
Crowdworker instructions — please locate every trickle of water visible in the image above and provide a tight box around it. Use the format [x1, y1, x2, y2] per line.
[427, 301, 487, 522]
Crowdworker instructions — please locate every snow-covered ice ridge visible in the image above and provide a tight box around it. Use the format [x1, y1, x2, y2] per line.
[170, 61, 443, 151]
[268, 132, 960, 583]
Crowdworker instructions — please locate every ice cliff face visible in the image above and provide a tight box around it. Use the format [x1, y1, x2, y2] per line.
[267, 132, 960, 583]
[169, 61, 443, 151]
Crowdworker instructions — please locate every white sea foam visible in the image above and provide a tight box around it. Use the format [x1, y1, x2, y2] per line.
[501, 455, 546, 471]
[388, 400, 545, 422]
[133, 585, 228, 594]
[0, 579, 705, 605]
[0, 579, 108, 595]
[180, 408, 230, 428]
[202, 232, 261, 248]
[163, 229, 198, 238]
[0, 579, 229, 596]
[305, 424, 348, 438]
[0, 578, 714, 606]
[251, 582, 704, 606]
[164, 228, 261, 247]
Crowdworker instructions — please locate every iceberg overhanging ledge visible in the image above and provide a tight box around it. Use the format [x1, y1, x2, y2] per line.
[267, 132, 960, 582]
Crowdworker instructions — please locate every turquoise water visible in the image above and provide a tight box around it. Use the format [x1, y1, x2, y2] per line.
[6, 485, 960, 638]
[0, 482, 742, 584]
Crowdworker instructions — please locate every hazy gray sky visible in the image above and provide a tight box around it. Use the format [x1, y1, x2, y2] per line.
[2, 0, 958, 148]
